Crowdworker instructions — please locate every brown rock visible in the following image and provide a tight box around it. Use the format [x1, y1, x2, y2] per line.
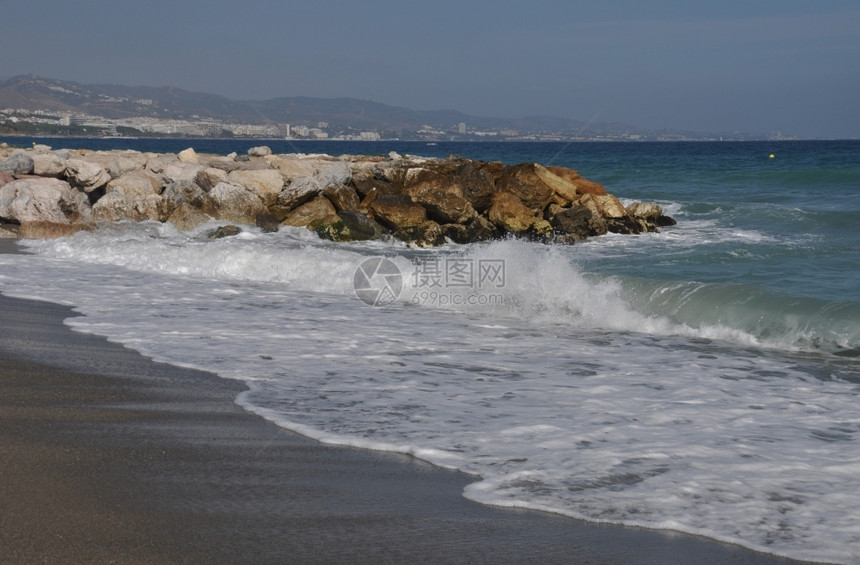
[323, 184, 361, 212]
[495, 164, 555, 212]
[312, 210, 387, 242]
[255, 212, 280, 233]
[350, 173, 401, 197]
[282, 196, 338, 228]
[550, 205, 597, 240]
[462, 215, 499, 242]
[488, 192, 537, 233]
[592, 194, 627, 218]
[369, 194, 427, 228]
[403, 169, 477, 224]
[166, 203, 212, 231]
[392, 221, 445, 247]
[453, 161, 497, 212]
[547, 166, 607, 196]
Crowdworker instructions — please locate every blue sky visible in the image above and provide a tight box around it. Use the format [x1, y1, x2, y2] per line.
[3, 1, 859, 137]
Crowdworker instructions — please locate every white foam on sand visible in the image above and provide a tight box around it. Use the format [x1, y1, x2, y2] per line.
[1, 225, 858, 564]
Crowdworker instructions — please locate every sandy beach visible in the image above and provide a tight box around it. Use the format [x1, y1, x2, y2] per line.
[0, 238, 823, 564]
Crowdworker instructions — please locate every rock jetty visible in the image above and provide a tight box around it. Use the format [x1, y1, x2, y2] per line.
[0, 143, 675, 244]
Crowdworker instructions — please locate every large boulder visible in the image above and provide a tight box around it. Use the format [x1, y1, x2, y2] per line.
[226, 169, 284, 207]
[0, 178, 90, 225]
[461, 215, 499, 243]
[549, 204, 604, 241]
[178, 147, 199, 164]
[106, 171, 162, 199]
[92, 192, 161, 223]
[276, 177, 323, 214]
[279, 159, 352, 191]
[546, 166, 607, 196]
[161, 162, 203, 184]
[0, 152, 34, 175]
[264, 155, 317, 180]
[313, 210, 387, 242]
[403, 169, 477, 224]
[626, 202, 663, 220]
[282, 195, 338, 228]
[625, 201, 675, 232]
[31, 153, 66, 177]
[204, 182, 267, 224]
[494, 163, 556, 212]
[106, 153, 148, 178]
[322, 184, 361, 212]
[195, 167, 228, 192]
[350, 172, 401, 197]
[453, 161, 497, 212]
[369, 194, 427, 229]
[487, 191, 537, 233]
[392, 221, 445, 247]
[64, 159, 111, 192]
[166, 202, 212, 231]
[592, 194, 627, 218]
[533, 165, 582, 202]
[162, 180, 209, 209]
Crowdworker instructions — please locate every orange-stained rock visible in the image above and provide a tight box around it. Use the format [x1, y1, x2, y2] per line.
[488, 192, 537, 233]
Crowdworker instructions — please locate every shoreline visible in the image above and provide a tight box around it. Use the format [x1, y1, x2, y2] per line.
[0, 239, 825, 564]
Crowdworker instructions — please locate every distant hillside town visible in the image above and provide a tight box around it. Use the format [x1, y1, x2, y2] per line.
[0, 75, 788, 142]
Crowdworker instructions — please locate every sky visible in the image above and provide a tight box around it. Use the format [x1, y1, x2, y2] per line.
[2, 0, 859, 138]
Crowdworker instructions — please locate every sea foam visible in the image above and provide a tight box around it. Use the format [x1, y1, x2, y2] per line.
[3, 224, 859, 563]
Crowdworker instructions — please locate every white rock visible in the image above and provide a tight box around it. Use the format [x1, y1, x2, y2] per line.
[248, 145, 272, 157]
[31, 153, 66, 177]
[206, 182, 266, 224]
[0, 178, 90, 224]
[64, 159, 111, 192]
[226, 169, 284, 207]
[178, 147, 200, 164]
[92, 192, 161, 222]
[106, 171, 162, 199]
[162, 162, 203, 184]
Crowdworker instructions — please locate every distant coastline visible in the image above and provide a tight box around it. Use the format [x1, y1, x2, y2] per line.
[1, 74, 804, 143]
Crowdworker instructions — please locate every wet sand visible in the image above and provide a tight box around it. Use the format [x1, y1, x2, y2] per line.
[0, 239, 823, 564]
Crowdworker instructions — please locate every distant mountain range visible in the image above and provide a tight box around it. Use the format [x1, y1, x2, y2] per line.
[0, 74, 655, 138]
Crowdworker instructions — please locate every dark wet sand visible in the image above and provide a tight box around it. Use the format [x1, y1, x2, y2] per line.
[0, 238, 824, 564]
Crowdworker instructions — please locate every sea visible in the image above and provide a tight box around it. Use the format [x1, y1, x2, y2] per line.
[2, 137, 859, 563]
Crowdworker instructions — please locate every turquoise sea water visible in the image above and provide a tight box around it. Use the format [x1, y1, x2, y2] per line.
[1, 137, 859, 562]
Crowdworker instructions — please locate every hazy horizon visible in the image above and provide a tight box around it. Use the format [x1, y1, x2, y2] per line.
[2, 1, 858, 138]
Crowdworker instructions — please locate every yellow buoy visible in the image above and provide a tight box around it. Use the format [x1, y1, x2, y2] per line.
[769, 154, 775, 159]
